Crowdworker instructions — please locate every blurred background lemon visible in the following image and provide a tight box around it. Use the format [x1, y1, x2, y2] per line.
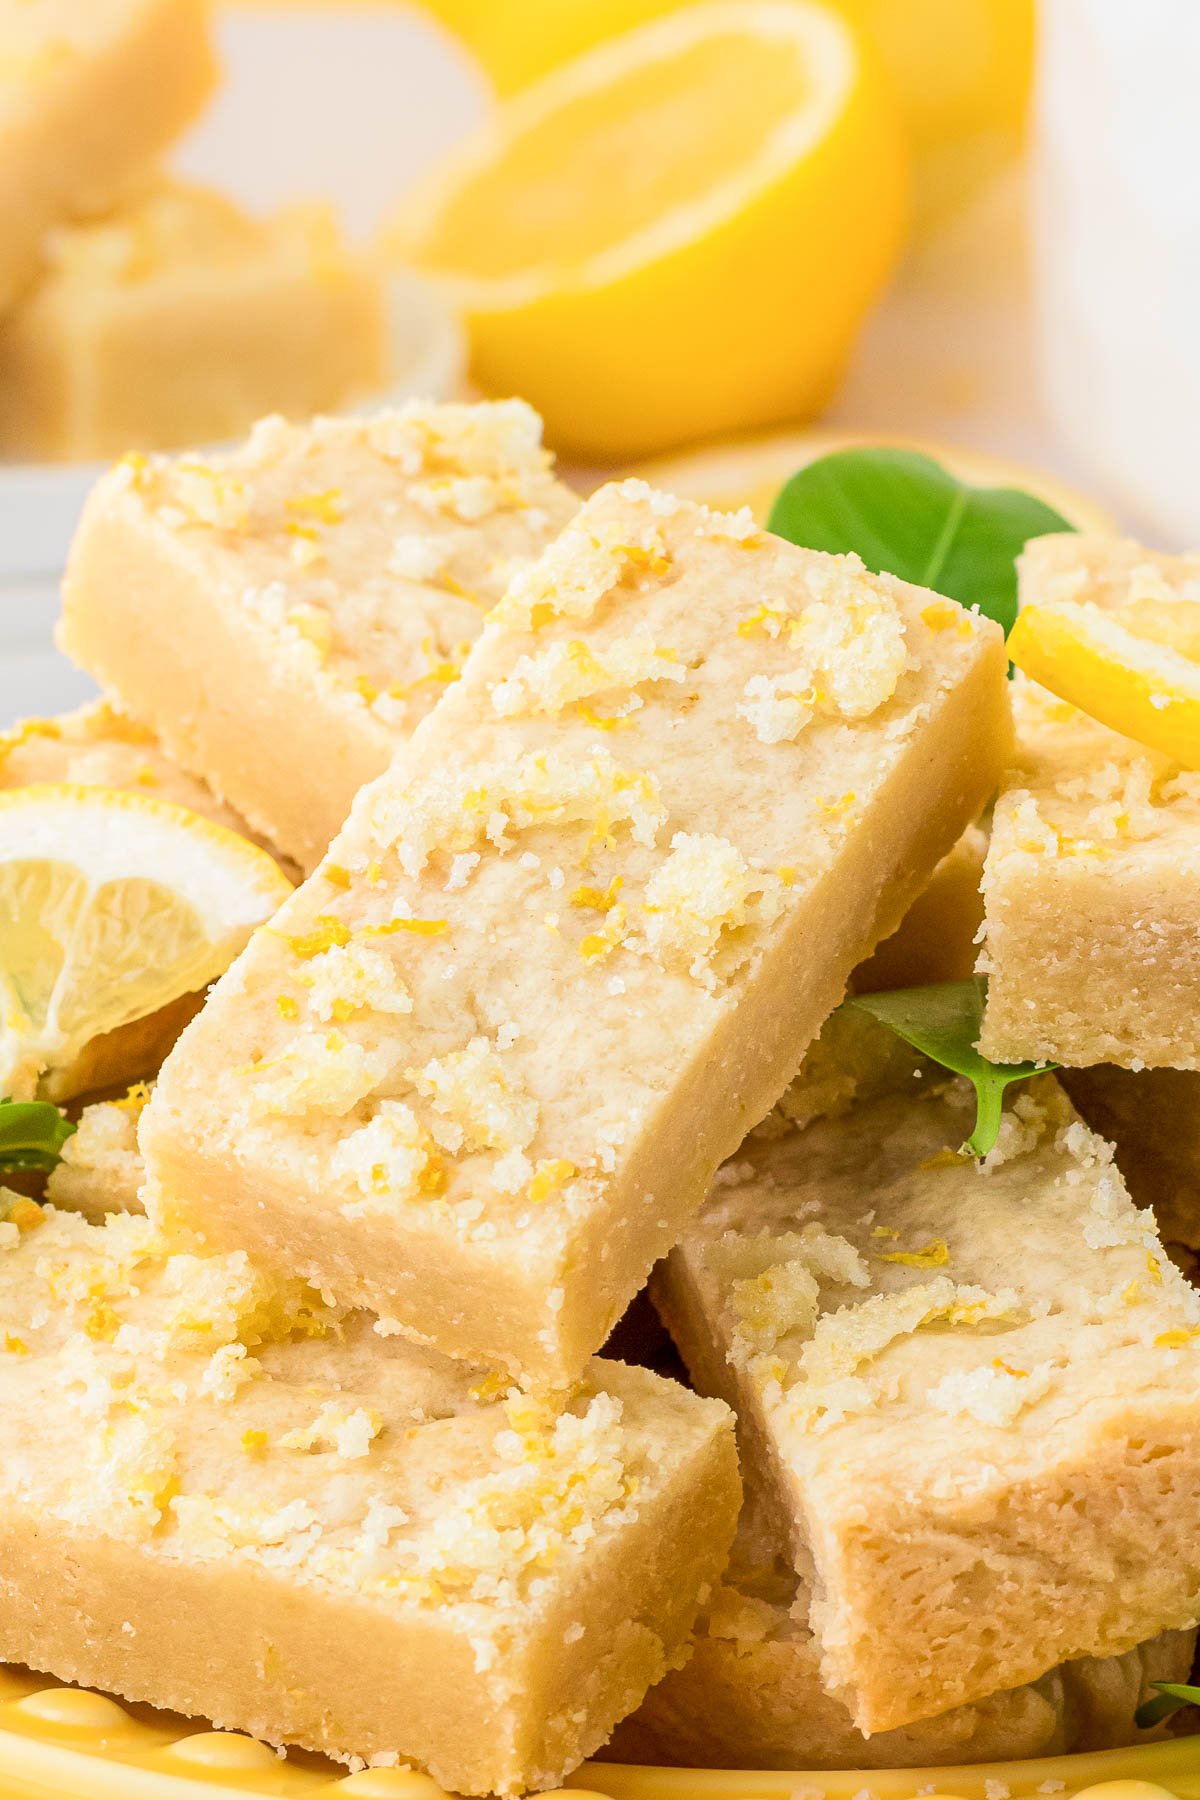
[382, 0, 909, 461]
[420, 0, 1032, 225]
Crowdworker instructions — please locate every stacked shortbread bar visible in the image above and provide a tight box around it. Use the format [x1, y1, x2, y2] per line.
[614, 1504, 1195, 1769]
[981, 534, 1200, 1070]
[62, 401, 578, 867]
[5, 404, 1197, 1791]
[136, 476, 1009, 1382]
[0, 3, 389, 455]
[0, 0, 216, 309]
[0, 1198, 738, 1796]
[0, 177, 387, 459]
[652, 1010, 1200, 1737]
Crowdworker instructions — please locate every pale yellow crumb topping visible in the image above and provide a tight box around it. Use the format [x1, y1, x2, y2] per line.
[673, 1013, 1200, 1466]
[0, 1198, 705, 1619]
[105, 399, 577, 734]
[156, 484, 993, 1247]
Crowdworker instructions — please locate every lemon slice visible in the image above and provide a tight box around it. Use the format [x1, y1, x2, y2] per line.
[0, 785, 292, 1100]
[1007, 601, 1200, 770]
[627, 426, 1116, 533]
[385, 1, 908, 460]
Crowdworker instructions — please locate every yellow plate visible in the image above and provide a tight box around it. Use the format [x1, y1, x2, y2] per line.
[0, 1666, 1195, 1800]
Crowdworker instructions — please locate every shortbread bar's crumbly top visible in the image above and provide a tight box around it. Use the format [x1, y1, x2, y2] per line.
[140, 474, 1007, 1379]
[1019, 532, 1200, 611]
[224, 482, 986, 1149]
[708, 1071, 1200, 1451]
[92, 399, 577, 738]
[0, 1196, 723, 1619]
[655, 1010, 1200, 1730]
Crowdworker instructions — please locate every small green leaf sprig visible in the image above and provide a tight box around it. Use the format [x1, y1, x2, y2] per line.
[846, 978, 1055, 1158]
[0, 1097, 75, 1174]
[1136, 1681, 1200, 1729]
[767, 446, 1075, 636]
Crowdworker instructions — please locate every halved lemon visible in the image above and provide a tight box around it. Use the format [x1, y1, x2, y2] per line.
[0, 785, 293, 1101]
[1008, 601, 1200, 770]
[627, 426, 1116, 532]
[385, 1, 909, 460]
[423, 0, 1031, 227]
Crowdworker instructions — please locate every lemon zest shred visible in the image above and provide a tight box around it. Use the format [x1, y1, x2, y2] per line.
[286, 488, 344, 526]
[527, 1159, 578, 1203]
[879, 1237, 950, 1269]
[9, 1198, 43, 1234]
[281, 916, 351, 959]
[921, 600, 972, 637]
[363, 918, 449, 939]
[469, 1370, 510, 1404]
[114, 1080, 153, 1114]
[570, 875, 624, 913]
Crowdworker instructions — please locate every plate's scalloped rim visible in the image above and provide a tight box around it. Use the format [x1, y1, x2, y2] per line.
[0, 1666, 1195, 1800]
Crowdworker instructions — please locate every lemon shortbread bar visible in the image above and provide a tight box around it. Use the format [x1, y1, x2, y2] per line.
[0, 179, 387, 461]
[0, 0, 216, 309]
[980, 534, 1200, 1068]
[141, 481, 1010, 1384]
[61, 401, 578, 869]
[613, 1508, 1197, 1770]
[0, 1199, 739, 1797]
[652, 1011, 1200, 1734]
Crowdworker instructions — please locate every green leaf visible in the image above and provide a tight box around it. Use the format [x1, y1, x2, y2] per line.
[1135, 1682, 1200, 1729]
[845, 977, 1055, 1158]
[0, 1097, 75, 1174]
[767, 448, 1075, 636]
